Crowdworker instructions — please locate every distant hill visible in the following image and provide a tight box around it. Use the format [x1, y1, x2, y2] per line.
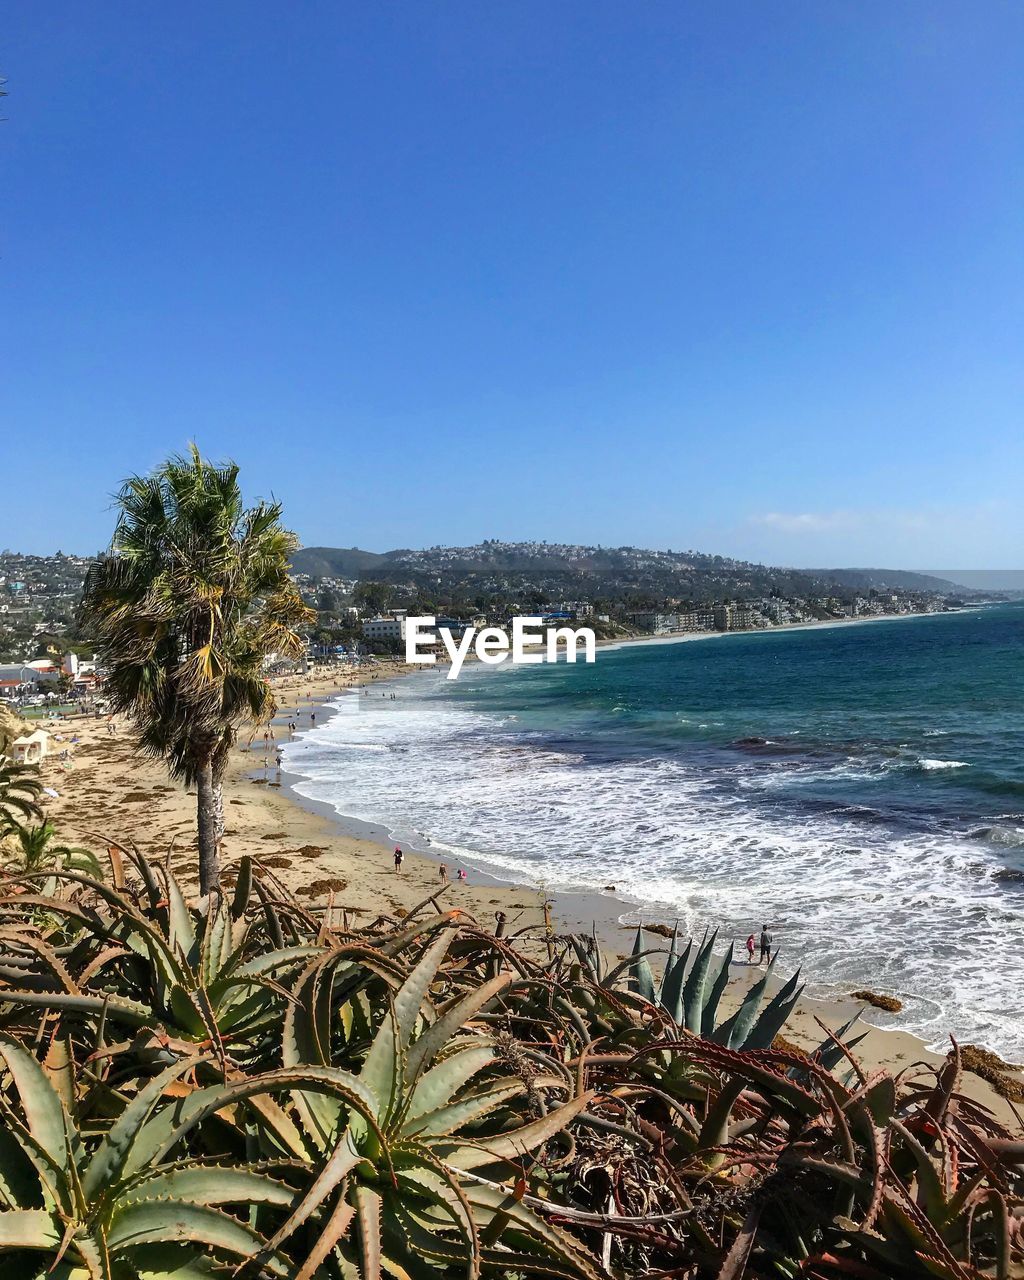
[924, 570, 1024, 592]
[289, 542, 964, 602]
[289, 546, 388, 578]
[808, 568, 961, 593]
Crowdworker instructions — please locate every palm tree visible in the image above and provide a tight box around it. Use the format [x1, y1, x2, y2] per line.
[80, 446, 315, 895]
[1, 819, 102, 877]
[0, 759, 44, 831]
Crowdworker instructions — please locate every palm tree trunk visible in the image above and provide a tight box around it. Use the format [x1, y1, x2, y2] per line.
[213, 781, 225, 843]
[196, 757, 220, 896]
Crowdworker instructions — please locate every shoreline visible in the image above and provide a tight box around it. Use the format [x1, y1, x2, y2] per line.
[276, 667, 1024, 1124]
[597, 603, 974, 657]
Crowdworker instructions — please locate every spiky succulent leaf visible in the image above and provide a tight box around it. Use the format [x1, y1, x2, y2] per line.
[627, 924, 656, 1003]
[700, 940, 735, 1036]
[682, 930, 717, 1033]
[743, 968, 804, 1050]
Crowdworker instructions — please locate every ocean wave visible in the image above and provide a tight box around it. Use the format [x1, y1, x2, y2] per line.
[283, 650, 1024, 1060]
[973, 825, 1024, 848]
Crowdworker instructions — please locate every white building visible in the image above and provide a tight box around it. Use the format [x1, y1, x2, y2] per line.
[11, 729, 49, 764]
[361, 616, 407, 642]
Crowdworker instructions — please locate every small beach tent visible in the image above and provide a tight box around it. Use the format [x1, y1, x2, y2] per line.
[12, 729, 49, 764]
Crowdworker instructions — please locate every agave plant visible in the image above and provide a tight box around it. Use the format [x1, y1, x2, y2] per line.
[572, 922, 812, 1051]
[556, 1026, 1024, 1278]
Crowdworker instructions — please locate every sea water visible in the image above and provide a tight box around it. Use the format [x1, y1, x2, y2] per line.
[284, 603, 1024, 1058]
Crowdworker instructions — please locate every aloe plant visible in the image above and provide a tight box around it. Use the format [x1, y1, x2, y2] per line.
[0, 855, 322, 1062]
[0, 1035, 300, 1277]
[272, 927, 600, 1279]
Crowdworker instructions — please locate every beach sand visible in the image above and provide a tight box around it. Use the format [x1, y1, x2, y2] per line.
[34, 662, 1024, 1127]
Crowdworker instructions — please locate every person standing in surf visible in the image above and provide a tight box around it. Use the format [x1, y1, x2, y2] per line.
[746, 933, 756, 964]
[759, 924, 773, 964]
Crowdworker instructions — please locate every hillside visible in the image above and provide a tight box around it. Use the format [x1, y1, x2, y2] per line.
[288, 546, 389, 578]
[808, 568, 960, 593]
[289, 541, 962, 603]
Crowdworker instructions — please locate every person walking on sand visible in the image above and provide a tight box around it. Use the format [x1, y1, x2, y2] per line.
[759, 923, 773, 965]
[393, 846, 404, 873]
[439, 863, 448, 885]
[746, 933, 756, 964]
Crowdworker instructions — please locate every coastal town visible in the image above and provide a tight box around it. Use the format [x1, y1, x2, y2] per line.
[2, 544, 968, 691]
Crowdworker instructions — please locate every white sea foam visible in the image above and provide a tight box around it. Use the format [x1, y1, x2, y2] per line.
[919, 758, 970, 770]
[284, 677, 1024, 1058]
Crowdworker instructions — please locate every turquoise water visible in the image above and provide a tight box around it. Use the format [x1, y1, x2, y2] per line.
[286, 604, 1024, 1055]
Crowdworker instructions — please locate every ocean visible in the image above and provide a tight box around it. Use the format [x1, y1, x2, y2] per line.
[284, 604, 1024, 1058]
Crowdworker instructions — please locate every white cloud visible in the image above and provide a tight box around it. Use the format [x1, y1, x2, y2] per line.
[749, 506, 963, 536]
[741, 501, 1017, 565]
[751, 510, 861, 534]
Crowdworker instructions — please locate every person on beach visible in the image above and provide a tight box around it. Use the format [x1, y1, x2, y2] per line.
[759, 924, 773, 964]
[310, 712, 316, 725]
[439, 863, 448, 885]
[393, 846, 404, 873]
[456, 868, 467, 882]
[746, 933, 755, 964]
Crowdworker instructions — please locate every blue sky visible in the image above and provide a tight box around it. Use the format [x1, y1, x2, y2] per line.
[3, 3, 1021, 567]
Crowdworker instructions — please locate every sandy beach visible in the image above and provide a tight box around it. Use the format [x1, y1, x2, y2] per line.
[32, 659, 1024, 1126]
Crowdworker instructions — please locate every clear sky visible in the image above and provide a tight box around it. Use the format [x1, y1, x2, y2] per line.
[3, 3, 1022, 568]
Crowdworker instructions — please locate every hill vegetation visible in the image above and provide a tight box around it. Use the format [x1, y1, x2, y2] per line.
[290, 541, 961, 604]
